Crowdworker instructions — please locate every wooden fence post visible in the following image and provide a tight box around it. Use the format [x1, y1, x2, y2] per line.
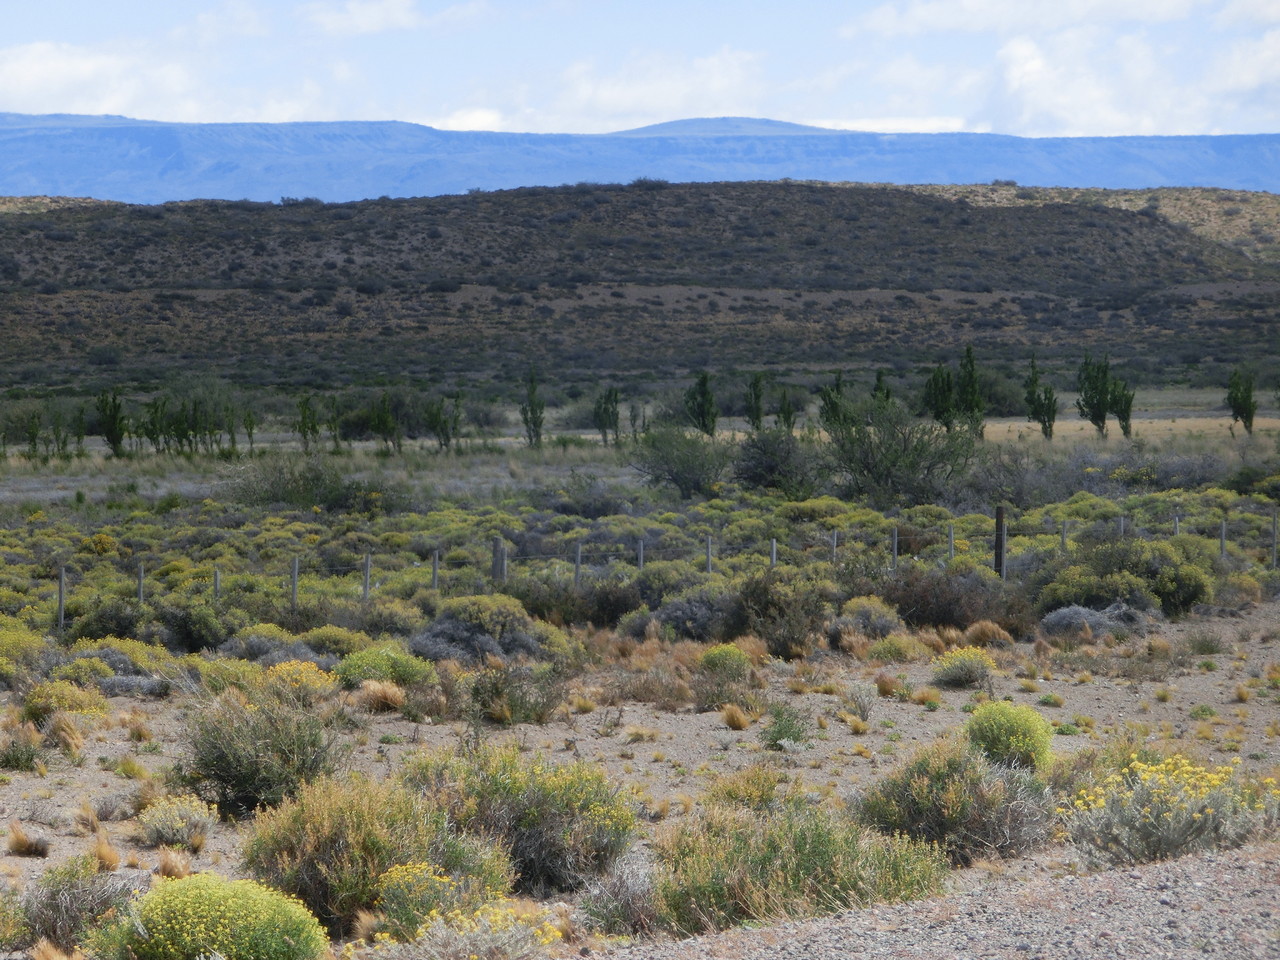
[491, 537, 503, 581]
[637, 539, 644, 571]
[137, 562, 145, 603]
[432, 550, 440, 590]
[213, 567, 221, 601]
[993, 506, 1006, 579]
[770, 538, 777, 567]
[891, 526, 898, 571]
[705, 535, 713, 574]
[291, 556, 299, 610]
[574, 543, 582, 588]
[362, 553, 371, 603]
[57, 567, 65, 633]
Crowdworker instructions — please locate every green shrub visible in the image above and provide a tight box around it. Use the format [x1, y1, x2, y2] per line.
[21, 855, 138, 949]
[1068, 755, 1279, 866]
[838, 595, 904, 639]
[180, 690, 344, 815]
[298, 625, 376, 656]
[697, 643, 752, 680]
[701, 763, 788, 810]
[335, 644, 437, 689]
[467, 661, 566, 725]
[367, 901, 561, 960]
[759, 703, 810, 751]
[691, 643, 752, 712]
[865, 633, 928, 662]
[242, 774, 511, 934]
[136, 794, 219, 849]
[931, 646, 996, 688]
[374, 862, 505, 941]
[400, 743, 636, 894]
[736, 568, 833, 660]
[857, 737, 1054, 865]
[96, 874, 327, 960]
[653, 803, 945, 935]
[21, 679, 108, 724]
[965, 701, 1053, 770]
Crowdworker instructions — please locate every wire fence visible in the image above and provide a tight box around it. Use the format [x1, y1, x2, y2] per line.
[50, 502, 1280, 632]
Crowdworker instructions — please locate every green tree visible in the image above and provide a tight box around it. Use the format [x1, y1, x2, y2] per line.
[629, 426, 730, 499]
[519, 367, 545, 449]
[775, 389, 798, 433]
[295, 395, 321, 454]
[745, 372, 766, 432]
[423, 394, 462, 450]
[922, 365, 956, 431]
[819, 393, 975, 507]
[1076, 355, 1112, 437]
[1022, 356, 1058, 440]
[1227, 368, 1258, 435]
[1109, 376, 1135, 440]
[95, 390, 128, 458]
[592, 386, 620, 445]
[684, 371, 717, 436]
[872, 369, 893, 402]
[957, 345, 984, 435]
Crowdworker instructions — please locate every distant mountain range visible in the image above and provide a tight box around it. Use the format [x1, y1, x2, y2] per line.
[0, 113, 1278, 204]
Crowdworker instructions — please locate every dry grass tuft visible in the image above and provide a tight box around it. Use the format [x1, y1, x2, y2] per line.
[355, 680, 407, 713]
[156, 847, 191, 879]
[92, 830, 120, 872]
[46, 713, 84, 757]
[874, 672, 901, 698]
[720, 704, 750, 731]
[8, 821, 50, 858]
[963, 620, 1013, 648]
[31, 938, 84, 960]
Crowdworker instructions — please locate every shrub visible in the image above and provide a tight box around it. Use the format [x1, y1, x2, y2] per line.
[0, 724, 42, 771]
[759, 703, 810, 751]
[965, 701, 1053, 771]
[96, 873, 326, 960]
[838, 595, 904, 639]
[865, 633, 928, 662]
[962, 619, 1013, 647]
[581, 861, 659, 937]
[467, 661, 566, 726]
[21, 855, 139, 949]
[136, 794, 219, 850]
[367, 901, 561, 960]
[262, 660, 337, 706]
[653, 803, 945, 934]
[701, 763, 787, 810]
[242, 775, 511, 934]
[931, 646, 996, 688]
[298, 625, 376, 656]
[736, 568, 833, 660]
[629, 426, 731, 499]
[691, 643, 752, 712]
[180, 690, 344, 815]
[335, 644, 437, 689]
[21, 680, 107, 724]
[374, 862, 505, 941]
[1068, 755, 1279, 866]
[400, 743, 636, 894]
[857, 737, 1054, 865]
[412, 595, 575, 663]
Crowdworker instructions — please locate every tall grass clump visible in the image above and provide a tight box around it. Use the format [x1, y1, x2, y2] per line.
[399, 743, 636, 894]
[136, 794, 219, 851]
[652, 802, 945, 935]
[857, 737, 1054, 865]
[242, 774, 511, 934]
[21, 855, 139, 950]
[1067, 755, 1280, 866]
[179, 689, 345, 815]
[965, 701, 1053, 770]
[91, 874, 327, 960]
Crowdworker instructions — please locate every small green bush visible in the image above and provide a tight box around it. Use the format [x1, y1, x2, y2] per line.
[400, 743, 636, 894]
[368, 901, 561, 960]
[334, 644, 436, 689]
[857, 737, 1053, 865]
[839, 595, 904, 639]
[759, 703, 810, 751]
[136, 794, 219, 849]
[21, 855, 138, 950]
[966, 701, 1053, 770]
[21, 680, 108, 724]
[242, 774, 511, 934]
[298, 625, 376, 656]
[691, 643, 753, 712]
[653, 803, 945, 935]
[931, 646, 996, 688]
[180, 690, 344, 815]
[97, 874, 327, 960]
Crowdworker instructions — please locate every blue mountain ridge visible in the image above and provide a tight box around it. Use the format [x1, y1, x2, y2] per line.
[0, 113, 1276, 204]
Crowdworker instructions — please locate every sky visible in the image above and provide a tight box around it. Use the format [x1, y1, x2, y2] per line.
[1, 1, 1278, 137]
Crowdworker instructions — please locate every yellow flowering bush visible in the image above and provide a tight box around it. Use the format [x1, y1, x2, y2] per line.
[101, 873, 327, 960]
[264, 660, 337, 705]
[1067, 754, 1280, 865]
[20, 679, 108, 724]
[359, 900, 560, 960]
[931, 646, 996, 688]
[137, 794, 219, 850]
[374, 861, 505, 941]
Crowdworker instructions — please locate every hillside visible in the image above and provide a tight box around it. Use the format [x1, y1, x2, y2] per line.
[3, 113, 1280, 204]
[0, 180, 1275, 393]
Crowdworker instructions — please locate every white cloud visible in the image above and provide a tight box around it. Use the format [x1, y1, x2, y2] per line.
[427, 106, 507, 130]
[0, 41, 193, 117]
[856, 0, 1204, 36]
[1217, 0, 1280, 24]
[557, 47, 762, 130]
[1209, 29, 1280, 91]
[301, 0, 423, 35]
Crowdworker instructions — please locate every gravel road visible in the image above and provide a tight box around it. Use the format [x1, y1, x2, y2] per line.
[597, 841, 1280, 959]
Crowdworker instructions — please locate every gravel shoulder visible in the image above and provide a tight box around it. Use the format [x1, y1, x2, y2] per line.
[599, 840, 1280, 960]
